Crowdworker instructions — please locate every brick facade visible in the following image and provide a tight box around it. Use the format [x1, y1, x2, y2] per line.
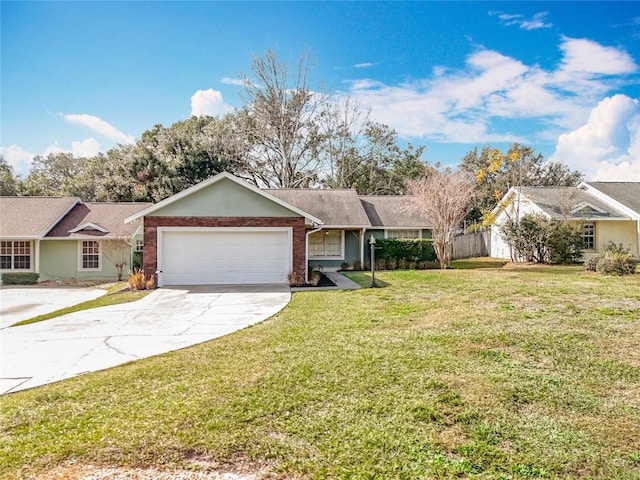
[143, 216, 307, 281]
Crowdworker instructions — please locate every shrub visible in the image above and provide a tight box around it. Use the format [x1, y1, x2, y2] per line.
[376, 238, 436, 269]
[287, 271, 306, 287]
[584, 242, 637, 275]
[1, 272, 39, 285]
[500, 214, 583, 264]
[595, 252, 637, 276]
[352, 260, 362, 271]
[128, 270, 155, 290]
[584, 255, 600, 272]
[340, 262, 350, 271]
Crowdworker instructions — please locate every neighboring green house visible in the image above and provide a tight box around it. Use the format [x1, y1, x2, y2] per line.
[1, 173, 432, 285]
[490, 182, 640, 260]
[0, 196, 150, 282]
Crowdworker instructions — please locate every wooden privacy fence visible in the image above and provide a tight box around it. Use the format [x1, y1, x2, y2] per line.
[452, 231, 491, 260]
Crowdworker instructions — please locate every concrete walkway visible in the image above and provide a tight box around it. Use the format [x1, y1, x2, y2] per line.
[0, 286, 107, 329]
[0, 285, 291, 395]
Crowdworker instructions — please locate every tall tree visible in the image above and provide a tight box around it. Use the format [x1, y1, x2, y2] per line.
[0, 155, 19, 196]
[236, 49, 329, 188]
[460, 144, 584, 224]
[407, 169, 476, 268]
[20, 153, 93, 199]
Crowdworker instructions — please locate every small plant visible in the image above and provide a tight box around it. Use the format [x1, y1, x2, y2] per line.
[340, 262, 350, 271]
[352, 260, 362, 270]
[128, 270, 155, 290]
[287, 271, 306, 287]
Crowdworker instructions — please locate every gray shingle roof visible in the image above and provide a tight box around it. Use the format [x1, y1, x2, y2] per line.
[267, 189, 371, 227]
[519, 186, 628, 219]
[359, 196, 432, 228]
[586, 182, 640, 215]
[0, 197, 80, 238]
[45, 202, 151, 238]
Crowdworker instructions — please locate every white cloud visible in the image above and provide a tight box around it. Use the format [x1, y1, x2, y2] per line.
[491, 11, 552, 30]
[353, 62, 377, 69]
[63, 114, 135, 144]
[0, 145, 35, 176]
[71, 138, 101, 157]
[190, 88, 233, 117]
[550, 95, 640, 181]
[221, 77, 246, 86]
[559, 36, 637, 75]
[346, 37, 639, 147]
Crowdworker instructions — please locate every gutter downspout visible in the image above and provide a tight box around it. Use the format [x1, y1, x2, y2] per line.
[361, 227, 366, 268]
[305, 226, 323, 283]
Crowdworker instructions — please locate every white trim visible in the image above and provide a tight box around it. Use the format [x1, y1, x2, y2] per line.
[308, 230, 345, 260]
[156, 226, 293, 287]
[580, 182, 640, 220]
[77, 239, 102, 272]
[124, 172, 323, 226]
[69, 222, 109, 233]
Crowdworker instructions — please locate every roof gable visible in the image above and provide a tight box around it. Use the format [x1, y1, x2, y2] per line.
[582, 182, 640, 218]
[0, 197, 80, 238]
[46, 202, 151, 239]
[126, 173, 322, 225]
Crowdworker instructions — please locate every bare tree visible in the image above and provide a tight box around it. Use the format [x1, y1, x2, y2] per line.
[101, 239, 130, 281]
[237, 49, 330, 188]
[407, 169, 476, 268]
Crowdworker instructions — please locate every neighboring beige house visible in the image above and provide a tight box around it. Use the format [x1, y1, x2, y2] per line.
[490, 182, 640, 261]
[0, 197, 150, 281]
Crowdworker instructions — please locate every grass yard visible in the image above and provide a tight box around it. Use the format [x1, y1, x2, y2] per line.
[1, 264, 639, 479]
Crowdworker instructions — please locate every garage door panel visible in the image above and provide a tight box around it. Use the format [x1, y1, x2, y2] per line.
[161, 230, 290, 285]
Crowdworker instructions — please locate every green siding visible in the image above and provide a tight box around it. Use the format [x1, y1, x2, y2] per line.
[149, 178, 300, 218]
[39, 240, 127, 282]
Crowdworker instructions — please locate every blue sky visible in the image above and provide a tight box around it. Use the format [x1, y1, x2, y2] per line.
[2, 1, 639, 181]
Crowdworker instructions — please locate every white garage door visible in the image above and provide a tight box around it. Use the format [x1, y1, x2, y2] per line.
[160, 228, 291, 285]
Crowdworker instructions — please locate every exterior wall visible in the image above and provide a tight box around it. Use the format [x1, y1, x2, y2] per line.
[148, 178, 298, 218]
[589, 220, 639, 258]
[39, 240, 124, 281]
[143, 216, 307, 280]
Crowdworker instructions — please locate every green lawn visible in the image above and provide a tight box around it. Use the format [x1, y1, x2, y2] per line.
[1, 265, 640, 479]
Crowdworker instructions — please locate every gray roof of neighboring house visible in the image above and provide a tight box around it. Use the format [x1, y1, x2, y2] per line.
[267, 189, 372, 227]
[359, 195, 432, 228]
[585, 182, 640, 215]
[519, 186, 629, 219]
[45, 202, 152, 239]
[0, 196, 80, 238]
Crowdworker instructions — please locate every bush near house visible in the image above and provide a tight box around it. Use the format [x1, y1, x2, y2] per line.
[585, 242, 638, 275]
[377, 238, 436, 263]
[1, 272, 39, 285]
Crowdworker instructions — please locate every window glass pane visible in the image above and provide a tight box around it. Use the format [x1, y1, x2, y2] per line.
[388, 230, 420, 239]
[583, 223, 595, 250]
[1, 256, 11, 269]
[14, 255, 30, 269]
[324, 231, 342, 257]
[82, 241, 100, 269]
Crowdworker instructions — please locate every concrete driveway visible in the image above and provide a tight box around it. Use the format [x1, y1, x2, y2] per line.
[0, 285, 291, 395]
[0, 286, 107, 329]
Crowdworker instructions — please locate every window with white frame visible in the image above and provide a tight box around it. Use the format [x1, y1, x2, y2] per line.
[0, 241, 32, 270]
[583, 223, 595, 250]
[135, 239, 144, 252]
[80, 240, 101, 270]
[309, 230, 343, 258]
[385, 229, 421, 239]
